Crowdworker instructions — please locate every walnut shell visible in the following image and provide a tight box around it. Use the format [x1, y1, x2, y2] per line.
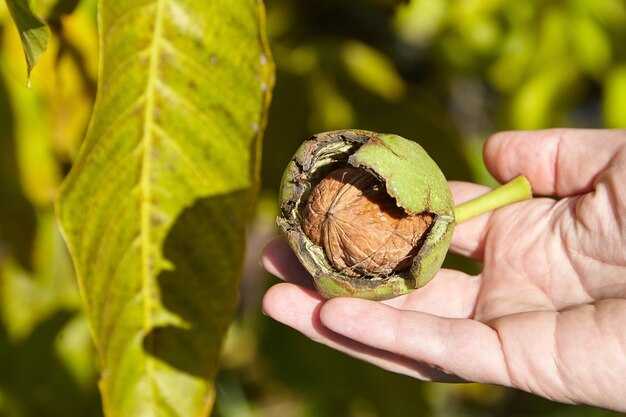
[303, 167, 433, 277]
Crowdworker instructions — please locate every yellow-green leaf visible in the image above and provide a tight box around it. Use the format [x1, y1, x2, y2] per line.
[5, 0, 49, 82]
[603, 66, 626, 128]
[56, 0, 274, 416]
[510, 63, 579, 129]
[570, 17, 612, 79]
[341, 41, 406, 102]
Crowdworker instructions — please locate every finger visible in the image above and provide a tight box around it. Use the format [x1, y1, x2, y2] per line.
[320, 298, 512, 386]
[383, 269, 480, 320]
[263, 233, 482, 317]
[447, 181, 494, 259]
[262, 283, 463, 382]
[484, 128, 626, 196]
[261, 236, 315, 289]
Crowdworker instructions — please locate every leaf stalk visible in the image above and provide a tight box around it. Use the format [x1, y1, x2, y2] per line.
[453, 176, 532, 224]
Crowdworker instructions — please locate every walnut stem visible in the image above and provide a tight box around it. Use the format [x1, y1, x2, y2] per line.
[453, 175, 532, 224]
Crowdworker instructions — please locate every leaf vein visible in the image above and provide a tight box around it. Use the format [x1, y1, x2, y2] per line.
[87, 94, 146, 156]
[151, 123, 212, 189]
[158, 38, 245, 115]
[139, 0, 167, 405]
[98, 233, 142, 355]
[76, 97, 146, 265]
[153, 79, 245, 153]
[101, 47, 151, 94]
[159, 38, 220, 86]
[102, 0, 158, 42]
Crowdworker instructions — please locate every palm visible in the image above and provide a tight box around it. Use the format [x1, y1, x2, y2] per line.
[477, 195, 626, 316]
[262, 129, 626, 411]
[428, 186, 626, 406]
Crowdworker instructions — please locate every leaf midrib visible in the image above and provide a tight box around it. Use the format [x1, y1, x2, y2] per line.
[140, 0, 166, 393]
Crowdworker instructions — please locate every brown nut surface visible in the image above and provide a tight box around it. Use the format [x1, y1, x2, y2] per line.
[302, 166, 433, 277]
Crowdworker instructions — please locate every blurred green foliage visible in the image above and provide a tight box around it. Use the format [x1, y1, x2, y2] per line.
[1, 0, 625, 416]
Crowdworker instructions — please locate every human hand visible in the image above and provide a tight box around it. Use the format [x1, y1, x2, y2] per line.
[261, 129, 626, 412]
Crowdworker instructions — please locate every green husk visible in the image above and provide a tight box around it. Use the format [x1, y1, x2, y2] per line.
[277, 130, 454, 301]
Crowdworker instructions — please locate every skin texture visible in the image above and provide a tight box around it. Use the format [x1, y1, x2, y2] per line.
[261, 129, 626, 412]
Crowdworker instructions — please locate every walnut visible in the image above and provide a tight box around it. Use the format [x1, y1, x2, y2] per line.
[303, 166, 433, 277]
[277, 130, 457, 300]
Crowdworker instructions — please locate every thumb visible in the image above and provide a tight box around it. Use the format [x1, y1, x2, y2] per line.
[483, 129, 626, 197]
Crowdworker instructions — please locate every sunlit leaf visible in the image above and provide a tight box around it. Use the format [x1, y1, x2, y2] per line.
[603, 66, 626, 128]
[510, 64, 579, 129]
[5, 0, 50, 82]
[2, 0, 98, 165]
[54, 313, 98, 389]
[394, 0, 446, 46]
[488, 26, 534, 92]
[56, 0, 274, 416]
[536, 8, 567, 62]
[308, 72, 353, 130]
[1, 20, 63, 208]
[570, 17, 611, 79]
[341, 41, 406, 102]
[49, 2, 98, 161]
[1, 259, 48, 341]
[2, 60, 62, 207]
[0, 211, 78, 341]
[577, 0, 626, 29]
[49, 0, 82, 17]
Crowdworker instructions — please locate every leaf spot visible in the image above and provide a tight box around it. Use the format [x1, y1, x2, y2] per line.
[167, 1, 203, 42]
